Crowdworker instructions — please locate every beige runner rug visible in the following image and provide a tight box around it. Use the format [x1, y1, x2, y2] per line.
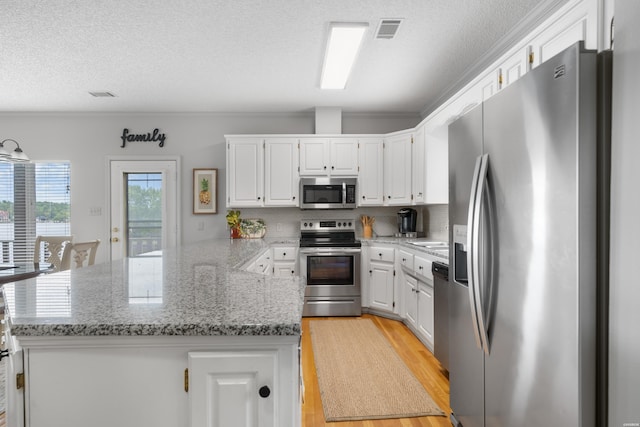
[309, 318, 445, 422]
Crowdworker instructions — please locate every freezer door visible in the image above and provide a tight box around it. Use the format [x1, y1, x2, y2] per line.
[448, 105, 485, 427]
[481, 43, 597, 427]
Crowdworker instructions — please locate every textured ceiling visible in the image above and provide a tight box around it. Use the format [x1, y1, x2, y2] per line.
[1, 0, 568, 114]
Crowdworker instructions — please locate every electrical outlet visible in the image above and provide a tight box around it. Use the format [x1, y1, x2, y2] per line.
[197, 221, 204, 231]
[89, 207, 102, 216]
[276, 223, 283, 232]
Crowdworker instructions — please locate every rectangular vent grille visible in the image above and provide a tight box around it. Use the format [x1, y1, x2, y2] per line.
[89, 91, 116, 98]
[376, 19, 403, 39]
[553, 65, 566, 79]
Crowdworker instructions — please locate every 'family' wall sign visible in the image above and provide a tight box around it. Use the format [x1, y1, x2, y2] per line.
[120, 128, 166, 148]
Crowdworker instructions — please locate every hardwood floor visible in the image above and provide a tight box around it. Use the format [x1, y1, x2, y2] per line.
[302, 314, 452, 427]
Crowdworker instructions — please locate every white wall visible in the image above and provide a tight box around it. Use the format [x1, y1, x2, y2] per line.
[0, 112, 419, 263]
[608, 0, 640, 425]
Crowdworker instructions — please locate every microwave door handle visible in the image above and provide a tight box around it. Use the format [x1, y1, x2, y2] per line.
[342, 182, 347, 207]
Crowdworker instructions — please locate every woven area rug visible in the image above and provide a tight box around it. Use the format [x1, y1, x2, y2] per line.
[309, 318, 445, 422]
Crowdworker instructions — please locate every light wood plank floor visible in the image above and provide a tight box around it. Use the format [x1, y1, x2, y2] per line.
[302, 314, 452, 427]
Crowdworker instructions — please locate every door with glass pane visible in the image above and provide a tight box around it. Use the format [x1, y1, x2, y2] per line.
[110, 160, 178, 261]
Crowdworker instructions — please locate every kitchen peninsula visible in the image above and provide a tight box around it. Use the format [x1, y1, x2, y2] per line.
[2, 239, 305, 427]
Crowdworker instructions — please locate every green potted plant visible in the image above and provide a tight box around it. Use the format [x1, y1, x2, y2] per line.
[225, 210, 242, 239]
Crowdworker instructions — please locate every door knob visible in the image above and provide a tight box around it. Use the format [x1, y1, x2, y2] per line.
[111, 237, 120, 243]
[259, 385, 271, 398]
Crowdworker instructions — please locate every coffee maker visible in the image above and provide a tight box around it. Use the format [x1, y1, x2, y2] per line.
[397, 208, 417, 237]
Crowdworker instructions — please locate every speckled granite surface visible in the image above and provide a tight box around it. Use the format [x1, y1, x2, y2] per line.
[360, 237, 449, 263]
[2, 239, 305, 337]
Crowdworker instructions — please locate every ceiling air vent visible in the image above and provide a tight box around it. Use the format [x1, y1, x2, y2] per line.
[89, 91, 116, 98]
[375, 19, 403, 39]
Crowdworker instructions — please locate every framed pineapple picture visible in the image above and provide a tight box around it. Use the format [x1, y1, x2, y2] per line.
[193, 168, 218, 214]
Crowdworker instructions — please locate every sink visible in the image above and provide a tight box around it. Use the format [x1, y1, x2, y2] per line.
[408, 241, 448, 248]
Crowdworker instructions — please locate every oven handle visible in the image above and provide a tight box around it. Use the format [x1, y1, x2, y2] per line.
[299, 247, 362, 255]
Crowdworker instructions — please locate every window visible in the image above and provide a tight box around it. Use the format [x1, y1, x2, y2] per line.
[0, 161, 71, 263]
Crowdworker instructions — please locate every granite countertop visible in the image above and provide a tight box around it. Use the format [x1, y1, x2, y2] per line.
[359, 237, 450, 263]
[2, 239, 306, 338]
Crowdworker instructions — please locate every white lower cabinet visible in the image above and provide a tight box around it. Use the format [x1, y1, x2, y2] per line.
[15, 336, 300, 427]
[402, 271, 435, 351]
[189, 351, 276, 427]
[272, 245, 298, 277]
[366, 246, 397, 314]
[417, 282, 434, 347]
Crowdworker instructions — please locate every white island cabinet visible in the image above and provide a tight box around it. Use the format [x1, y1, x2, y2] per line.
[3, 239, 304, 427]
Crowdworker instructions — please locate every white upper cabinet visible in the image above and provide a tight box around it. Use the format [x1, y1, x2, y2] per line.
[299, 138, 329, 175]
[383, 132, 412, 205]
[330, 138, 359, 175]
[357, 138, 384, 206]
[412, 126, 426, 204]
[424, 126, 449, 204]
[299, 138, 358, 176]
[497, 46, 530, 90]
[227, 138, 264, 207]
[264, 138, 299, 206]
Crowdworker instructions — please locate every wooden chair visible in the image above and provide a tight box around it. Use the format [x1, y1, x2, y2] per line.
[34, 235, 73, 272]
[61, 240, 100, 270]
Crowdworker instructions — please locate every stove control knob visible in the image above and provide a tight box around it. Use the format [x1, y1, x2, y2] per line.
[348, 222, 352, 227]
[309, 222, 313, 227]
[337, 222, 342, 227]
[303, 222, 307, 227]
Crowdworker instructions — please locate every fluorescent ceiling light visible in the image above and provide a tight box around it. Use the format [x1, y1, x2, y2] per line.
[320, 23, 368, 90]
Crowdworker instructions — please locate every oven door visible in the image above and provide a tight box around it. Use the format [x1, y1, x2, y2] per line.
[299, 247, 361, 298]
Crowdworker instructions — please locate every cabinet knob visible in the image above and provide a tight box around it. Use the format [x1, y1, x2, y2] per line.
[362, 195, 365, 199]
[259, 385, 271, 398]
[257, 196, 261, 200]
[283, 252, 286, 256]
[331, 166, 335, 170]
[419, 266, 423, 270]
[292, 196, 296, 200]
[379, 253, 382, 257]
[388, 195, 391, 199]
[323, 166, 327, 170]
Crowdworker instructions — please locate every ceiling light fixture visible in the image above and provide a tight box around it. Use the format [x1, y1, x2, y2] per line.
[0, 139, 30, 162]
[320, 22, 369, 90]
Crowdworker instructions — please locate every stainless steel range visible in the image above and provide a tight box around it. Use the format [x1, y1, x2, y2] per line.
[299, 219, 361, 317]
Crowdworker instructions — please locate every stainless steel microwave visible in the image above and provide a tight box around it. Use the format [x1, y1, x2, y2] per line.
[299, 177, 357, 209]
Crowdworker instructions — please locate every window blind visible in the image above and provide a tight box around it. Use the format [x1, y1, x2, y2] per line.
[1, 161, 71, 263]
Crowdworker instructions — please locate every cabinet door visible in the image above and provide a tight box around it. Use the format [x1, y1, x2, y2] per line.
[299, 138, 330, 176]
[273, 263, 296, 277]
[264, 138, 299, 206]
[358, 138, 384, 205]
[417, 283, 434, 349]
[412, 126, 426, 204]
[330, 138, 359, 176]
[227, 138, 264, 207]
[497, 47, 529, 90]
[368, 260, 395, 312]
[424, 126, 449, 204]
[383, 133, 412, 205]
[403, 274, 418, 329]
[189, 351, 276, 427]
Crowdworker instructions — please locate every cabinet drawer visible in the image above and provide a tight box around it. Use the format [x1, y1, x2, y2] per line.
[398, 250, 414, 270]
[414, 255, 433, 281]
[273, 247, 297, 261]
[370, 247, 395, 263]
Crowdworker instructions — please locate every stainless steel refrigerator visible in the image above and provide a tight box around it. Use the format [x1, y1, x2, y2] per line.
[448, 42, 610, 427]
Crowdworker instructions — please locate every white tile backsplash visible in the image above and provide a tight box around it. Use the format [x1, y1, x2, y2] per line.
[234, 204, 449, 241]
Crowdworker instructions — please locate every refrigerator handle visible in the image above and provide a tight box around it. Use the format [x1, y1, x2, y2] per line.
[466, 154, 485, 351]
[472, 153, 491, 354]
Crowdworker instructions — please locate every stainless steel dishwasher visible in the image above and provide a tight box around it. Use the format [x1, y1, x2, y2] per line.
[432, 261, 449, 371]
